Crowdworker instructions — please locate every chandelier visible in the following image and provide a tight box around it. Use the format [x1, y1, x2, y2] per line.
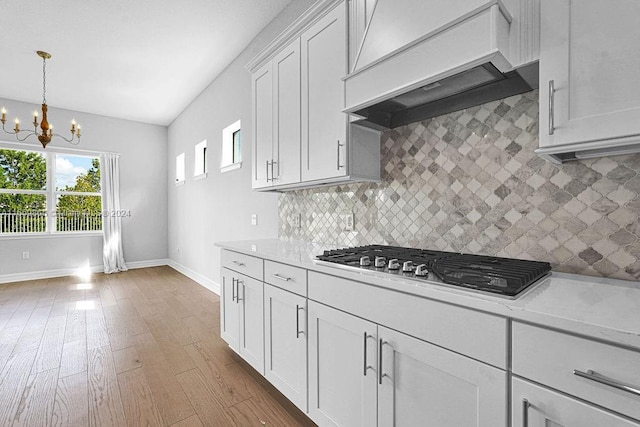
[1, 51, 81, 148]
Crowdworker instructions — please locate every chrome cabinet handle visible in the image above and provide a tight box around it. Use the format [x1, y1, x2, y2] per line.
[337, 140, 344, 170]
[265, 160, 271, 182]
[378, 338, 384, 385]
[271, 273, 292, 282]
[363, 333, 374, 376]
[236, 281, 243, 303]
[573, 369, 640, 397]
[295, 305, 304, 338]
[522, 399, 530, 427]
[271, 160, 277, 181]
[232, 260, 246, 267]
[231, 278, 236, 302]
[548, 80, 555, 135]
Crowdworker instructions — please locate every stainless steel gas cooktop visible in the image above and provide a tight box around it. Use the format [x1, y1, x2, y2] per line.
[315, 245, 552, 298]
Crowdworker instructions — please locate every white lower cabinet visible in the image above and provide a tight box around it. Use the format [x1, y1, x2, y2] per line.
[220, 267, 264, 374]
[512, 378, 640, 427]
[377, 326, 506, 427]
[221, 268, 240, 351]
[308, 300, 507, 427]
[264, 284, 308, 412]
[308, 300, 377, 427]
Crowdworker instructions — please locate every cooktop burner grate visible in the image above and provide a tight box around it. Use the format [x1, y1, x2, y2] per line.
[316, 245, 551, 297]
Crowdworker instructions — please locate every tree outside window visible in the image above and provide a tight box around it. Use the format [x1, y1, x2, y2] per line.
[0, 148, 102, 234]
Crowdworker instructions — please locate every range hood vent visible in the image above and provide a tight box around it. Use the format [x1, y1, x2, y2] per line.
[344, 0, 540, 129]
[352, 62, 538, 129]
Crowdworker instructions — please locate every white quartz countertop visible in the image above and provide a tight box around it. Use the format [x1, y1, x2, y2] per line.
[216, 239, 640, 351]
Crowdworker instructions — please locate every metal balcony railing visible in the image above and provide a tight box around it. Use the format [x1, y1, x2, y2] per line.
[0, 211, 102, 233]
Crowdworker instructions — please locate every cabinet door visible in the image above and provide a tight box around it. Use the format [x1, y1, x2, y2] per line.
[512, 378, 640, 427]
[264, 284, 307, 412]
[301, 3, 348, 182]
[273, 39, 301, 186]
[252, 61, 274, 189]
[220, 268, 239, 352]
[378, 326, 507, 427]
[238, 275, 264, 374]
[308, 301, 377, 427]
[539, 1, 640, 149]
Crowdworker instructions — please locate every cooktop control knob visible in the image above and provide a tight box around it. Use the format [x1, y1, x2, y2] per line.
[374, 256, 386, 268]
[388, 259, 400, 270]
[415, 264, 428, 276]
[402, 261, 414, 272]
[359, 256, 371, 267]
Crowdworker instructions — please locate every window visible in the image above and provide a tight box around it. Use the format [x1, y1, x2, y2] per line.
[175, 152, 185, 184]
[194, 140, 207, 179]
[0, 147, 102, 235]
[221, 120, 242, 173]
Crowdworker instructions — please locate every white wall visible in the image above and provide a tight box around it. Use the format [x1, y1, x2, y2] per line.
[167, 0, 316, 291]
[0, 98, 168, 279]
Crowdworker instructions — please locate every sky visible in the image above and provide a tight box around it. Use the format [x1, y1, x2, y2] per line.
[56, 154, 95, 190]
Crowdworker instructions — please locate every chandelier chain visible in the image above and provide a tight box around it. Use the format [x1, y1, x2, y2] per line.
[42, 55, 47, 104]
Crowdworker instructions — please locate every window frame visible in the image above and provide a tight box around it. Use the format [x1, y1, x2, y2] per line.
[175, 152, 186, 185]
[194, 140, 207, 180]
[0, 143, 104, 238]
[221, 119, 242, 173]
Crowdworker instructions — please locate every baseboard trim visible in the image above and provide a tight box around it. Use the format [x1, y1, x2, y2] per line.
[0, 258, 171, 285]
[167, 260, 220, 295]
[0, 264, 104, 284]
[126, 259, 170, 270]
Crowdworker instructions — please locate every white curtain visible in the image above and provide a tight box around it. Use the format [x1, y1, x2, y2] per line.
[100, 153, 128, 274]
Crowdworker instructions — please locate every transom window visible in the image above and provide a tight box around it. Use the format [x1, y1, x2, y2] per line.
[0, 147, 102, 235]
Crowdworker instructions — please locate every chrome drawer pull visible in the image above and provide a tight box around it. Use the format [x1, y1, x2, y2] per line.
[232, 260, 246, 267]
[270, 273, 292, 282]
[265, 160, 271, 182]
[522, 398, 530, 427]
[573, 369, 640, 397]
[337, 140, 344, 170]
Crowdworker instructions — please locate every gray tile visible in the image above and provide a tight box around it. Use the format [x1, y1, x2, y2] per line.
[278, 89, 640, 281]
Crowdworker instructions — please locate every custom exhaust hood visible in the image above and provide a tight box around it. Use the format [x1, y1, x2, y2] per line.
[344, 0, 539, 129]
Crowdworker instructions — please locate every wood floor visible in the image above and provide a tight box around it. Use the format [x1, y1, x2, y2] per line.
[0, 266, 316, 426]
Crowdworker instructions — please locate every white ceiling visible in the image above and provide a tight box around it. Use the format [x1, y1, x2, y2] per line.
[0, 0, 292, 126]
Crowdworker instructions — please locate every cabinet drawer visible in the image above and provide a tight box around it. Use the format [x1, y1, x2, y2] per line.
[512, 377, 640, 427]
[264, 261, 307, 296]
[308, 271, 508, 368]
[513, 322, 640, 421]
[221, 250, 263, 281]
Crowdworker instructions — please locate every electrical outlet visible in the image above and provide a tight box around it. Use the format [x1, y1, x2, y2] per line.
[251, 214, 258, 226]
[292, 213, 301, 228]
[342, 213, 354, 231]
[22, 251, 30, 259]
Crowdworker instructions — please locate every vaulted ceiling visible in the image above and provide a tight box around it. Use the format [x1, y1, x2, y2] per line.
[0, 0, 292, 125]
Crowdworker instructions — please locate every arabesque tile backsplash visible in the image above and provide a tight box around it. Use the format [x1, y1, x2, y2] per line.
[278, 90, 640, 280]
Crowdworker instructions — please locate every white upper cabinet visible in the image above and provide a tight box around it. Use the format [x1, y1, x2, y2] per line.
[301, 4, 348, 182]
[252, 61, 274, 189]
[252, 39, 301, 189]
[537, 0, 640, 162]
[274, 39, 302, 187]
[247, 0, 381, 191]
